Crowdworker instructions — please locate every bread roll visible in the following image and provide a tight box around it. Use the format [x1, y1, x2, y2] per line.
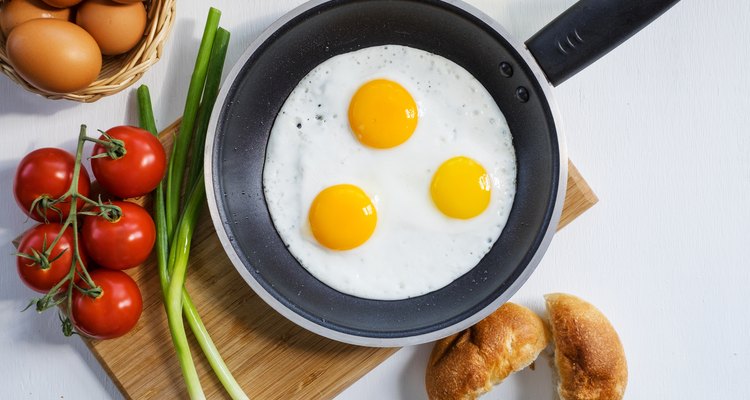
[425, 302, 549, 400]
[545, 293, 628, 400]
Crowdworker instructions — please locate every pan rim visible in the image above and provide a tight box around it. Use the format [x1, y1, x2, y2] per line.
[205, 0, 568, 347]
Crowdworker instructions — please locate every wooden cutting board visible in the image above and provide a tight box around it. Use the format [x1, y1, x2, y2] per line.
[85, 120, 597, 399]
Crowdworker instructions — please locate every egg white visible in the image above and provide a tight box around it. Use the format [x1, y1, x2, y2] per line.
[263, 45, 516, 300]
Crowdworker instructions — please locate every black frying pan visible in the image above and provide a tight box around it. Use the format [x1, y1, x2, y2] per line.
[205, 0, 679, 346]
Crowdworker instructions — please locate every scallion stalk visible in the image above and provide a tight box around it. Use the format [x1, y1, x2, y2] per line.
[188, 28, 230, 189]
[166, 7, 221, 238]
[138, 86, 204, 399]
[165, 177, 206, 400]
[136, 12, 247, 400]
[137, 87, 169, 285]
[169, 26, 249, 400]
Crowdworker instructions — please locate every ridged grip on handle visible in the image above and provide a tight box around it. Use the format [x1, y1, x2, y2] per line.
[526, 0, 681, 86]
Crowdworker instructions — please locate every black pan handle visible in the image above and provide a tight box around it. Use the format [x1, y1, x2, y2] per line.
[525, 0, 681, 86]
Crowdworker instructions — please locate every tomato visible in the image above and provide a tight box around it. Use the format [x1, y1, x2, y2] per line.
[71, 269, 142, 339]
[16, 223, 88, 293]
[82, 200, 155, 270]
[14, 148, 91, 222]
[90, 126, 166, 199]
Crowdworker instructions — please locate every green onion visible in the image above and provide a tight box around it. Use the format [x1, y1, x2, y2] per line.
[140, 86, 248, 399]
[137, 10, 247, 399]
[165, 177, 206, 399]
[171, 26, 249, 399]
[139, 86, 203, 399]
[188, 28, 230, 189]
[137, 86, 169, 285]
[166, 7, 221, 238]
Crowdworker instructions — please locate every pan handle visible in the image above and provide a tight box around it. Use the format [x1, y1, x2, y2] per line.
[525, 0, 680, 86]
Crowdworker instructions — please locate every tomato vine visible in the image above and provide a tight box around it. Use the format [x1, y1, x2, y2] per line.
[18, 125, 125, 335]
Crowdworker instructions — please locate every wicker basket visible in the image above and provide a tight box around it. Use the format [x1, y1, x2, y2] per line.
[0, 0, 176, 103]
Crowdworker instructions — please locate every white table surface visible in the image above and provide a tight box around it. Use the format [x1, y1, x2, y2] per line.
[1, 0, 748, 398]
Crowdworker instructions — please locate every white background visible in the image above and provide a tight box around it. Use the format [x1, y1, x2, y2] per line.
[1, 0, 748, 399]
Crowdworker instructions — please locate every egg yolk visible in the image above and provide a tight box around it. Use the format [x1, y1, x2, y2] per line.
[348, 79, 418, 149]
[430, 156, 491, 219]
[309, 184, 377, 250]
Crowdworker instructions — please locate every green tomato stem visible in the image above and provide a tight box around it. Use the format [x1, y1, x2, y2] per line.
[76, 193, 104, 207]
[30, 125, 103, 332]
[82, 136, 112, 147]
[35, 123, 90, 263]
[68, 126, 98, 291]
[38, 218, 71, 263]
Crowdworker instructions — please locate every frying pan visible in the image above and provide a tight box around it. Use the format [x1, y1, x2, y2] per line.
[205, 0, 679, 346]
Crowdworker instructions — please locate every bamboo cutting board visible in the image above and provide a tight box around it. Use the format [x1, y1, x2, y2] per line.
[85, 120, 597, 399]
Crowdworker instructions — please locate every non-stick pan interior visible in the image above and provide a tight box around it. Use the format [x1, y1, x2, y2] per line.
[211, 0, 560, 339]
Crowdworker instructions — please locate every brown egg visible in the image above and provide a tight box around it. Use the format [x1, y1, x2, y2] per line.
[0, 0, 71, 38]
[6, 19, 102, 93]
[40, 0, 83, 8]
[76, 0, 147, 56]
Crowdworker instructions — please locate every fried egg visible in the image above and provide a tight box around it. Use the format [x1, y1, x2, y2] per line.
[263, 45, 516, 300]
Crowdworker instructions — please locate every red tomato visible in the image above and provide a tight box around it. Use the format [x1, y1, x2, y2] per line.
[90, 126, 166, 198]
[16, 223, 88, 293]
[14, 148, 91, 222]
[71, 269, 142, 339]
[81, 201, 155, 270]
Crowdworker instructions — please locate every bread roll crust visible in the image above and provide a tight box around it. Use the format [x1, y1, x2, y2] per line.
[545, 293, 628, 400]
[425, 302, 549, 400]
